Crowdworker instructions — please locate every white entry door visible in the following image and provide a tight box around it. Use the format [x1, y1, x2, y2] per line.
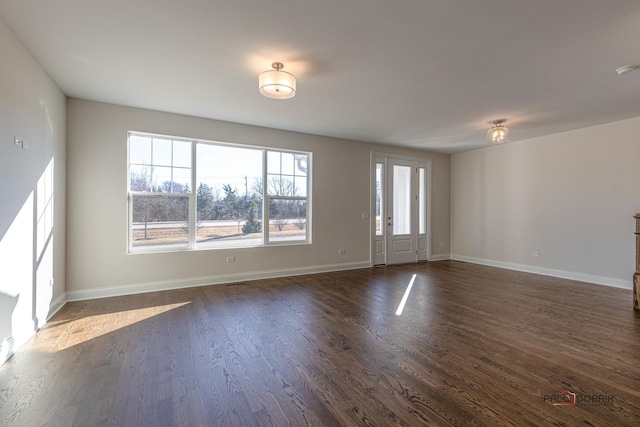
[387, 159, 417, 264]
[372, 155, 430, 266]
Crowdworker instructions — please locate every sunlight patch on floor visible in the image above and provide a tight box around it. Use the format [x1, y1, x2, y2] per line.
[395, 274, 416, 316]
[36, 301, 192, 353]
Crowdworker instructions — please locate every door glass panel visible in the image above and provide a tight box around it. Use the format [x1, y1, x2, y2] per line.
[419, 167, 426, 234]
[376, 163, 383, 236]
[393, 165, 411, 235]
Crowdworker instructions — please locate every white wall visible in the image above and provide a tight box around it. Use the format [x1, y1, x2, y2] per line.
[451, 116, 640, 288]
[0, 18, 66, 362]
[66, 99, 450, 299]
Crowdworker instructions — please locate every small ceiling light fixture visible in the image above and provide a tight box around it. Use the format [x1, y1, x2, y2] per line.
[487, 119, 509, 144]
[259, 62, 296, 99]
[616, 65, 639, 76]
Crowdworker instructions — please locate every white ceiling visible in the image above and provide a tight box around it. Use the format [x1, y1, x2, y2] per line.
[1, 0, 639, 153]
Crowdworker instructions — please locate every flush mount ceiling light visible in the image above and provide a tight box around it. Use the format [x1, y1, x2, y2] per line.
[616, 65, 639, 76]
[487, 119, 509, 144]
[259, 62, 296, 100]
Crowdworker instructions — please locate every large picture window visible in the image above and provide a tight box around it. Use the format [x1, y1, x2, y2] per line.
[128, 132, 311, 252]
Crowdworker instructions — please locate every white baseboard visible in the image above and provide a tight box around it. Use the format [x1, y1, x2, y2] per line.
[450, 254, 632, 290]
[429, 254, 451, 261]
[0, 336, 15, 365]
[0, 330, 36, 365]
[47, 292, 67, 320]
[66, 261, 371, 301]
[1, 293, 68, 366]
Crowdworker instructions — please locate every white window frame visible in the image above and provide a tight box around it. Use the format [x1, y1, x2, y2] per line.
[127, 131, 312, 253]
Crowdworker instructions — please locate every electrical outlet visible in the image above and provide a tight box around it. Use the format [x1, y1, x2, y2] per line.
[532, 251, 540, 257]
[226, 257, 235, 263]
[362, 212, 369, 219]
[338, 249, 346, 254]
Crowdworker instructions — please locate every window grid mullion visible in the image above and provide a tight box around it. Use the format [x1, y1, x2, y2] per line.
[262, 149, 269, 244]
[170, 140, 174, 193]
[189, 141, 197, 249]
[150, 138, 155, 191]
[129, 191, 190, 197]
[268, 195, 307, 201]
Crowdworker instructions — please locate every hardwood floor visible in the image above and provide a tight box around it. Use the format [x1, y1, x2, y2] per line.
[1, 261, 639, 426]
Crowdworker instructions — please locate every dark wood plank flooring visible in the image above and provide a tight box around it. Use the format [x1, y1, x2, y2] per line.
[1, 261, 639, 426]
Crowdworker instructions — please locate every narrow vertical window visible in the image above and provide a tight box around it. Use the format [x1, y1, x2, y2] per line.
[419, 167, 426, 235]
[375, 163, 383, 236]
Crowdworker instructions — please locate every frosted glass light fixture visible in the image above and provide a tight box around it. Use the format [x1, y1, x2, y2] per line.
[487, 119, 509, 144]
[259, 62, 296, 100]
